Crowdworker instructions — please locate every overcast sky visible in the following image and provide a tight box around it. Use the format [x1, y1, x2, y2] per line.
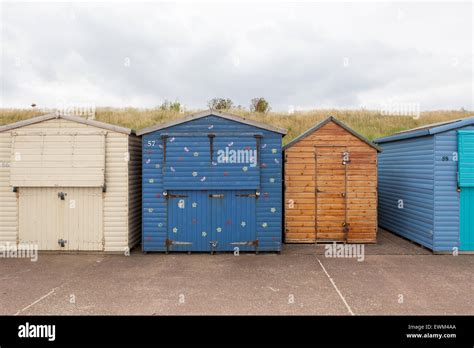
[1, 1, 472, 111]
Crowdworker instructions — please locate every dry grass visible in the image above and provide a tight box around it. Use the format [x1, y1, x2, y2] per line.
[1, 108, 472, 144]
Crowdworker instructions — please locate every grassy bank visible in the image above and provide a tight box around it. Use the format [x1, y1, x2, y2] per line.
[0, 108, 472, 144]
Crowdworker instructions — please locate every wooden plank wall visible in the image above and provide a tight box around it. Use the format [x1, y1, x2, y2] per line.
[284, 121, 378, 243]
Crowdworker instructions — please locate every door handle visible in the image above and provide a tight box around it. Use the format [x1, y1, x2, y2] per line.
[209, 194, 224, 199]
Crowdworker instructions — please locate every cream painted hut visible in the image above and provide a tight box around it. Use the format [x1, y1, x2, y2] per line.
[0, 114, 141, 252]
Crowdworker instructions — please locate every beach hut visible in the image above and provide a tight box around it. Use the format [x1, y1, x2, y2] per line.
[376, 116, 474, 252]
[137, 110, 286, 253]
[283, 116, 380, 243]
[0, 114, 141, 252]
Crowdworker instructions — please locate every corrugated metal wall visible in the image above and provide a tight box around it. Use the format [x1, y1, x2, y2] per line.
[142, 115, 283, 252]
[378, 136, 435, 249]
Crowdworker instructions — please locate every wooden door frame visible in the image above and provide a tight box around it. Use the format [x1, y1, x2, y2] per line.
[314, 145, 348, 243]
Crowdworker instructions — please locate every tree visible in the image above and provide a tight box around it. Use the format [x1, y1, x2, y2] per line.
[207, 98, 233, 110]
[250, 98, 270, 113]
[160, 99, 181, 112]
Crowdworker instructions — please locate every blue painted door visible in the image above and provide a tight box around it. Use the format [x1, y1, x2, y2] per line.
[167, 190, 211, 252]
[460, 188, 474, 251]
[458, 130, 474, 250]
[167, 190, 257, 252]
[210, 190, 257, 252]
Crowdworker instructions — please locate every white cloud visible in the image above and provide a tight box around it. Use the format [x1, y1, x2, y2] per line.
[1, 1, 472, 110]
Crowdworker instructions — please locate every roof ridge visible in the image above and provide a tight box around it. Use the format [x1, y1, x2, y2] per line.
[0, 113, 134, 134]
[283, 116, 381, 152]
[136, 109, 287, 135]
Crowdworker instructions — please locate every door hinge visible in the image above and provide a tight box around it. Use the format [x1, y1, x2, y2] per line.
[235, 192, 259, 198]
[166, 239, 192, 247]
[230, 240, 259, 247]
[167, 193, 188, 199]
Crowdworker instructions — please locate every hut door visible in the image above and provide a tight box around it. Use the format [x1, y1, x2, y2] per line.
[18, 187, 103, 251]
[315, 146, 349, 242]
[210, 190, 257, 252]
[458, 130, 474, 251]
[166, 191, 211, 252]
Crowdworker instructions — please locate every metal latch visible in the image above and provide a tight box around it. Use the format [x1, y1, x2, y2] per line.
[58, 192, 67, 200]
[209, 194, 224, 199]
[209, 240, 218, 254]
[342, 151, 351, 165]
[58, 239, 67, 247]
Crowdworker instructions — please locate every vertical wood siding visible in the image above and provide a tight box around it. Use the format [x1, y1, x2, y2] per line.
[19, 187, 103, 250]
